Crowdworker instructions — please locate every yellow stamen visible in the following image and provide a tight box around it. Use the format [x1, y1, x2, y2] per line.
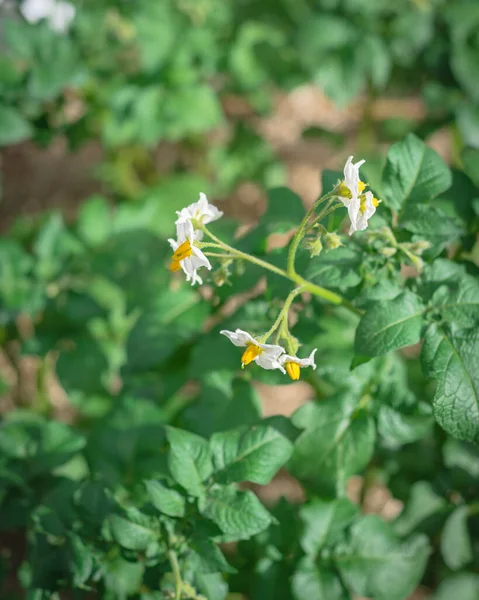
[285, 362, 301, 380]
[372, 197, 379, 207]
[169, 259, 182, 272]
[172, 240, 193, 261]
[358, 181, 367, 193]
[359, 195, 366, 214]
[337, 182, 352, 199]
[241, 344, 262, 367]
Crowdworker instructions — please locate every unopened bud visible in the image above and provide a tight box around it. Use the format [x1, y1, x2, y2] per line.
[324, 231, 342, 250]
[288, 336, 300, 355]
[305, 237, 323, 257]
[213, 260, 232, 287]
[408, 240, 432, 255]
[409, 253, 425, 273]
[379, 247, 397, 258]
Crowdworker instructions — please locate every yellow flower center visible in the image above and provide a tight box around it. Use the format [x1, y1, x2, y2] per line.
[169, 240, 193, 272]
[241, 344, 262, 367]
[285, 361, 300, 380]
[359, 194, 380, 214]
[337, 180, 367, 199]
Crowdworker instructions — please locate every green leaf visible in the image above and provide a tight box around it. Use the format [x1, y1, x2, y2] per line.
[76, 196, 112, 247]
[355, 291, 425, 357]
[57, 335, 109, 395]
[210, 424, 293, 485]
[430, 275, 479, 328]
[289, 395, 376, 496]
[434, 573, 479, 600]
[377, 404, 433, 447]
[382, 133, 452, 213]
[189, 534, 235, 574]
[305, 247, 362, 290]
[299, 498, 359, 555]
[126, 288, 209, 372]
[393, 481, 446, 537]
[195, 573, 229, 600]
[0, 105, 32, 146]
[144, 480, 185, 518]
[421, 325, 479, 443]
[109, 510, 157, 551]
[0, 415, 85, 476]
[400, 203, 465, 240]
[292, 557, 346, 600]
[201, 487, 274, 541]
[261, 187, 306, 234]
[335, 515, 430, 600]
[166, 427, 213, 497]
[103, 556, 144, 597]
[441, 505, 473, 571]
[185, 375, 262, 438]
[69, 535, 93, 587]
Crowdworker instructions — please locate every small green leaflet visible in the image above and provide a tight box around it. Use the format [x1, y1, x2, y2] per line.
[201, 487, 274, 541]
[108, 510, 157, 551]
[421, 325, 479, 443]
[166, 427, 213, 497]
[335, 515, 430, 600]
[144, 480, 185, 517]
[355, 291, 425, 357]
[292, 557, 347, 600]
[289, 395, 375, 496]
[382, 133, 452, 213]
[210, 424, 293, 485]
[440, 505, 473, 571]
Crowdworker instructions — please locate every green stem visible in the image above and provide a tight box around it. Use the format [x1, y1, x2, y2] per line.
[199, 223, 361, 316]
[307, 202, 344, 232]
[199, 227, 286, 279]
[203, 252, 237, 259]
[168, 550, 183, 600]
[260, 286, 305, 342]
[287, 191, 336, 276]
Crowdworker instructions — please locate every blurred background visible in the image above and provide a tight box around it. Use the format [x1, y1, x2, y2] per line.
[1, 0, 478, 232]
[1, 1, 479, 598]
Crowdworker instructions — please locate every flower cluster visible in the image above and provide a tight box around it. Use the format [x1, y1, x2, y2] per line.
[168, 156, 378, 380]
[220, 329, 317, 380]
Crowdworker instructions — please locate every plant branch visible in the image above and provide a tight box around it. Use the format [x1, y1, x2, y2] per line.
[287, 191, 335, 277]
[168, 549, 183, 600]
[199, 223, 362, 316]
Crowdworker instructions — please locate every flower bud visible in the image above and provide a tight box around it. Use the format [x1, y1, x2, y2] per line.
[379, 247, 397, 258]
[288, 336, 300, 355]
[408, 240, 432, 255]
[305, 237, 323, 257]
[324, 231, 342, 250]
[409, 253, 425, 273]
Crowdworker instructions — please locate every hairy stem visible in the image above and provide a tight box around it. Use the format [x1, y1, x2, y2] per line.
[287, 191, 335, 276]
[199, 223, 361, 316]
[168, 549, 182, 600]
[260, 286, 305, 342]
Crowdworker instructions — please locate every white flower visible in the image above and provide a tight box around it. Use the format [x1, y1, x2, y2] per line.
[220, 328, 286, 373]
[176, 192, 223, 240]
[279, 349, 317, 380]
[337, 156, 379, 235]
[168, 220, 211, 286]
[355, 191, 378, 232]
[21, 0, 75, 32]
